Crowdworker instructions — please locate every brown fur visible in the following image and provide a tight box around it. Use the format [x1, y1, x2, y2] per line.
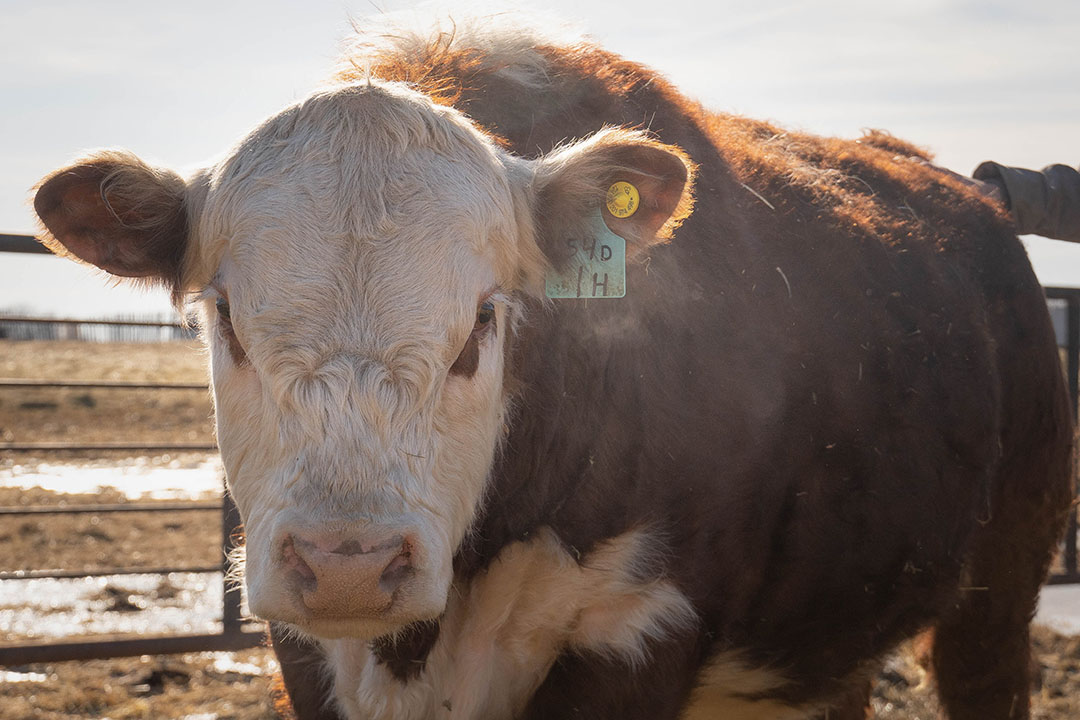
[270, 623, 343, 720]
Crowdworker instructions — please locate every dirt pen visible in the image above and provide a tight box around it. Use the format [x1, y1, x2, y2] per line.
[0, 331, 1078, 717]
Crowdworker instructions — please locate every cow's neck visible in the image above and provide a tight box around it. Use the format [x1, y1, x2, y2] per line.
[324, 528, 696, 720]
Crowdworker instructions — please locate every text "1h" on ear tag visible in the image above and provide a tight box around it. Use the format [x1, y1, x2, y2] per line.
[545, 209, 627, 299]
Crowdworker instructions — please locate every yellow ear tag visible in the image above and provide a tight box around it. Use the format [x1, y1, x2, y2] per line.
[606, 181, 640, 219]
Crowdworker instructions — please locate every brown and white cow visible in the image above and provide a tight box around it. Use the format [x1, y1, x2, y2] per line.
[33, 23, 1074, 720]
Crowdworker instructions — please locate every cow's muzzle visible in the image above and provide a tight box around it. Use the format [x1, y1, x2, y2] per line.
[279, 527, 416, 619]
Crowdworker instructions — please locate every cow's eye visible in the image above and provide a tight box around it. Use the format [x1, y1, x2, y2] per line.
[214, 296, 247, 365]
[475, 300, 495, 327]
[450, 299, 497, 378]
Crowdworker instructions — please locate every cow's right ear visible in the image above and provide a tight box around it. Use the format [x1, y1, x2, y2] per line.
[528, 128, 696, 263]
[33, 150, 190, 292]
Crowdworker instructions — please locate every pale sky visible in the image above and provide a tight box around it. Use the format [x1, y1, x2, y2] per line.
[2, 0, 1078, 318]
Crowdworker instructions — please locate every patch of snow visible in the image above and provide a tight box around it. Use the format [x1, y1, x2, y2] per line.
[0, 572, 251, 640]
[0, 455, 223, 500]
[1037, 585, 1080, 636]
[0, 670, 49, 683]
[210, 655, 269, 676]
[193, 650, 278, 676]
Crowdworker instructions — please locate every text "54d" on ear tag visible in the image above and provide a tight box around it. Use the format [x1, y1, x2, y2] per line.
[545, 210, 627, 299]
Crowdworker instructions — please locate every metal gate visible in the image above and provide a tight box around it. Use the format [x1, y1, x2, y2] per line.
[0, 234, 262, 663]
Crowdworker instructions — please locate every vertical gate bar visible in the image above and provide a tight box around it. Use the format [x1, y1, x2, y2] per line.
[222, 482, 244, 635]
[1065, 294, 1079, 576]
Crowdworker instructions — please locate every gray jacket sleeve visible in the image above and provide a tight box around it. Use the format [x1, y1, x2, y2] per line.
[973, 162, 1080, 242]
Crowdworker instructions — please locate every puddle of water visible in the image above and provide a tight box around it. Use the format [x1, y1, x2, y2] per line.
[0, 458, 256, 644]
[0, 456, 265, 652]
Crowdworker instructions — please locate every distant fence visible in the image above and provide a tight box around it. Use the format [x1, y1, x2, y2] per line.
[0, 233, 193, 342]
[0, 315, 197, 342]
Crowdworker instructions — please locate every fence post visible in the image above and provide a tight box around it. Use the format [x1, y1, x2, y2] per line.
[1065, 295, 1079, 578]
[222, 483, 244, 636]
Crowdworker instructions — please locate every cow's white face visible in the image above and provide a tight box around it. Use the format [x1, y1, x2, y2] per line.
[198, 83, 527, 638]
[32, 79, 692, 640]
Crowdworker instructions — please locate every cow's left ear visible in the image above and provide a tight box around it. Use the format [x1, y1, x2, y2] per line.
[33, 150, 190, 293]
[529, 128, 696, 263]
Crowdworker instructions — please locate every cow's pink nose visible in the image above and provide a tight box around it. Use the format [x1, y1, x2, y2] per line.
[281, 531, 414, 617]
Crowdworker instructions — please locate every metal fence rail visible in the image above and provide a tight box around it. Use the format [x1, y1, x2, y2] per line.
[0, 379, 207, 390]
[0, 233, 49, 254]
[1, 565, 227, 581]
[4, 632, 264, 666]
[0, 501, 220, 515]
[1044, 287, 1080, 586]
[1, 441, 219, 452]
[0, 461, 260, 663]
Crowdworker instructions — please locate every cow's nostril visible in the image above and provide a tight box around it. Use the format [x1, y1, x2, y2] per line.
[282, 535, 316, 582]
[378, 542, 414, 595]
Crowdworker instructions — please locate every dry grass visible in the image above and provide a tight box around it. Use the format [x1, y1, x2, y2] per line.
[0, 340, 207, 384]
[3, 623, 1077, 719]
[0, 485, 219, 575]
[871, 627, 1080, 719]
[1, 339, 1077, 719]
[0, 340, 214, 461]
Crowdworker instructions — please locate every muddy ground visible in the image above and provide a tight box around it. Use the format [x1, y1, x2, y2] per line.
[1, 648, 279, 720]
[0, 339, 1077, 719]
[3, 622, 1077, 720]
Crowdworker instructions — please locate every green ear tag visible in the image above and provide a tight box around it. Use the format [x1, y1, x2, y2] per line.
[544, 210, 626, 299]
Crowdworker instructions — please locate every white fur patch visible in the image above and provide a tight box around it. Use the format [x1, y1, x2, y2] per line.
[322, 528, 696, 720]
[337, 7, 583, 93]
[681, 654, 813, 720]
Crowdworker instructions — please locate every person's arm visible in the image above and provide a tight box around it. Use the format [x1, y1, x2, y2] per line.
[973, 162, 1080, 242]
